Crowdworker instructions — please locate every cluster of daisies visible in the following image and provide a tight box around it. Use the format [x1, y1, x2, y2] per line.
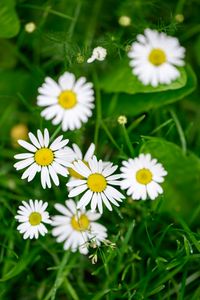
[13, 27, 184, 255]
[14, 129, 167, 255]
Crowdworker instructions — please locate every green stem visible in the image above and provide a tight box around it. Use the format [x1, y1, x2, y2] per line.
[93, 72, 102, 152]
[120, 124, 135, 157]
[50, 125, 62, 142]
[84, 0, 102, 48]
[101, 121, 122, 153]
[169, 109, 187, 155]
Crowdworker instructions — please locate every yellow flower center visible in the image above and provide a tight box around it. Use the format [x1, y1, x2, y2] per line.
[136, 168, 153, 185]
[148, 48, 166, 66]
[71, 214, 90, 231]
[87, 173, 107, 192]
[58, 90, 77, 109]
[68, 160, 89, 179]
[34, 148, 54, 166]
[29, 212, 42, 226]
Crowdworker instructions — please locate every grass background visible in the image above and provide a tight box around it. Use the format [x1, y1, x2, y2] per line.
[0, 0, 200, 299]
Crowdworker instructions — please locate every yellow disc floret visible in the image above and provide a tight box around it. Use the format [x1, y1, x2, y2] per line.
[58, 90, 77, 109]
[136, 168, 153, 185]
[71, 214, 90, 231]
[148, 48, 166, 66]
[29, 212, 42, 226]
[34, 148, 54, 166]
[87, 173, 107, 192]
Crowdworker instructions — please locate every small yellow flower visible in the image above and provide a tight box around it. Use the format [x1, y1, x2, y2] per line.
[175, 14, 184, 23]
[118, 16, 131, 27]
[10, 124, 28, 148]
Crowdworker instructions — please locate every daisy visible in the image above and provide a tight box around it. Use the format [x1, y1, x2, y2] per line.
[52, 199, 107, 255]
[65, 143, 95, 180]
[67, 156, 125, 213]
[120, 153, 167, 200]
[14, 128, 72, 189]
[128, 28, 185, 87]
[37, 72, 95, 131]
[15, 200, 52, 239]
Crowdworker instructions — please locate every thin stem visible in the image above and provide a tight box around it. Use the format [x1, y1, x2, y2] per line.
[101, 121, 122, 154]
[120, 124, 135, 157]
[170, 109, 187, 155]
[93, 72, 102, 152]
[50, 125, 62, 142]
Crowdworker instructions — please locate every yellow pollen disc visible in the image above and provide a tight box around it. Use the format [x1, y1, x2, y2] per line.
[34, 148, 54, 166]
[29, 212, 42, 226]
[71, 214, 90, 231]
[87, 173, 107, 192]
[68, 160, 89, 179]
[58, 90, 77, 109]
[148, 48, 166, 66]
[136, 168, 153, 185]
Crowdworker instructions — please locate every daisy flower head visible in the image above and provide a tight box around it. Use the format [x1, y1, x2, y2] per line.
[52, 199, 107, 255]
[128, 28, 185, 87]
[66, 143, 95, 180]
[14, 128, 71, 189]
[37, 72, 95, 131]
[87, 46, 107, 63]
[120, 153, 167, 200]
[15, 200, 51, 239]
[67, 156, 125, 214]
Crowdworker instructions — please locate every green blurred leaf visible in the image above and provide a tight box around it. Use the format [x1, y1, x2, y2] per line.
[0, 39, 17, 69]
[140, 138, 200, 219]
[0, 0, 20, 38]
[100, 58, 187, 94]
[102, 65, 197, 116]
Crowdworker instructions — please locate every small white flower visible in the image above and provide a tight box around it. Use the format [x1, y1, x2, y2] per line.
[120, 153, 167, 200]
[15, 200, 52, 239]
[14, 128, 71, 189]
[67, 156, 125, 213]
[87, 47, 107, 63]
[52, 199, 107, 255]
[128, 28, 185, 87]
[25, 22, 36, 33]
[37, 72, 95, 131]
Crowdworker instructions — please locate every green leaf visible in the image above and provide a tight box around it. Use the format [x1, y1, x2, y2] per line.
[0, 39, 17, 69]
[140, 138, 200, 219]
[0, 0, 20, 38]
[100, 58, 187, 94]
[102, 65, 197, 117]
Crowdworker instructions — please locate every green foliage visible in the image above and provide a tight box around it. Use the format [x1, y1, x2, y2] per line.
[0, 0, 20, 38]
[0, 0, 200, 299]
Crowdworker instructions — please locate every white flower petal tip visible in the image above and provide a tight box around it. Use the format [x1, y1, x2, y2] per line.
[67, 155, 124, 213]
[14, 128, 70, 189]
[15, 200, 51, 239]
[120, 153, 167, 201]
[87, 47, 107, 63]
[128, 28, 185, 87]
[37, 72, 95, 132]
[51, 199, 107, 254]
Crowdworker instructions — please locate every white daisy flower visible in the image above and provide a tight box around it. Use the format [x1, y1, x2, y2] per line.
[15, 200, 52, 239]
[67, 156, 125, 213]
[52, 199, 107, 255]
[87, 46, 107, 63]
[128, 28, 185, 87]
[65, 143, 95, 180]
[14, 128, 71, 189]
[120, 153, 167, 200]
[37, 72, 95, 131]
